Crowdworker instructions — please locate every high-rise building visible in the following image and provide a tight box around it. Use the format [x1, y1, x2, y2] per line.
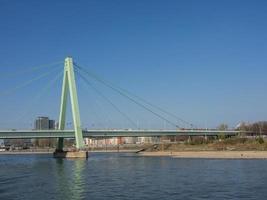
[34, 117, 55, 130]
[49, 120, 55, 130]
[33, 116, 56, 147]
[35, 117, 49, 130]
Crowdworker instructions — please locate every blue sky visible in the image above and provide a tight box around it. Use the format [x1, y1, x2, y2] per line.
[0, 0, 267, 129]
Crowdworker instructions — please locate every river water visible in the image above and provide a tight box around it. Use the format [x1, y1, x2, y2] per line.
[1, 153, 267, 200]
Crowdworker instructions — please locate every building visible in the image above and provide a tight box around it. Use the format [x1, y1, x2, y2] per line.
[85, 137, 120, 147]
[33, 116, 56, 147]
[35, 117, 55, 130]
[85, 136, 158, 147]
[124, 137, 138, 144]
[137, 137, 160, 144]
[49, 120, 55, 130]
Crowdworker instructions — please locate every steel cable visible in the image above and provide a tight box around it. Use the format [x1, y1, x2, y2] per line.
[0, 61, 63, 80]
[74, 64, 180, 128]
[74, 63, 195, 128]
[0, 65, 61, 97]
[75, 69, 138, 128]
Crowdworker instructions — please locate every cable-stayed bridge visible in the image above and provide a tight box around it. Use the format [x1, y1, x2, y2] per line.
[0, 57, 243, 155]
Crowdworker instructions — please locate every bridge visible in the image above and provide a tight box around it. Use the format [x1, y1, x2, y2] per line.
[0, 57, 243, 157]
[0, 129, 240, 139]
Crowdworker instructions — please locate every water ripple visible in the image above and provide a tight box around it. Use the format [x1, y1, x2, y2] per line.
[1, 154, 267, 199]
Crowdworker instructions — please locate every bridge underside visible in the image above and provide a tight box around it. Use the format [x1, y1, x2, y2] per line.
[0, 130, 241, 139]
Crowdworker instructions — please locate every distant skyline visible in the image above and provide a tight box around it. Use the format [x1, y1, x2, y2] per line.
[0, 0, 267, 129]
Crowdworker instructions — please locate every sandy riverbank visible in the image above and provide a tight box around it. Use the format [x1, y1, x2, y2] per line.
[139, 151, 267, 159]
[2, 150, 267, 159]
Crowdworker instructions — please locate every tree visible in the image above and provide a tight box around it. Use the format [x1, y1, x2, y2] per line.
[218, 123, 228, 131]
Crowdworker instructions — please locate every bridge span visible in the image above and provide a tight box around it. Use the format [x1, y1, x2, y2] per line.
[0, 129, 241, 139]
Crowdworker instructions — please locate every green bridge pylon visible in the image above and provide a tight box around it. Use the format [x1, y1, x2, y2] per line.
[57, 57, 85, 151]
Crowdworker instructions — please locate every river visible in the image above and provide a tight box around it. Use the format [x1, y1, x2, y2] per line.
[1, 153, 267, 200]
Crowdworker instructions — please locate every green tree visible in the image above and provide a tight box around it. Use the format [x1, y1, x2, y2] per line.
[218, 123, 228, 131]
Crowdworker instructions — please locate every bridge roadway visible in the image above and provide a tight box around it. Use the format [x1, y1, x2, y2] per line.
[0, 129, 241, 139]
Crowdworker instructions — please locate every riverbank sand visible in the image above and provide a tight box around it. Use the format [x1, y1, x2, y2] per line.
[139, 151, 267, 159]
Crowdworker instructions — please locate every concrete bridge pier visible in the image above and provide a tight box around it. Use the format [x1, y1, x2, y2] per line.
[53, 150, 88, 158]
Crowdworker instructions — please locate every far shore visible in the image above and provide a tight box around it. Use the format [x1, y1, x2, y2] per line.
[139, 151, 267, 159]
[0, 151, 53, 155]
[0, 149, 139, 155]
[2, 150, 267, 159]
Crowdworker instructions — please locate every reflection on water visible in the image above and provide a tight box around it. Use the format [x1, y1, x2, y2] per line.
[72, 160, 86, 199]
[1, 153, 267, 200]
[55, 159, 86, 200]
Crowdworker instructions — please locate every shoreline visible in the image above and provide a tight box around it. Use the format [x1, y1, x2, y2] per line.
[0, 151, 53, 155]
[2, 150, 267, 159]
[139, 151, 267, 159]
[0, 149, 139, 155]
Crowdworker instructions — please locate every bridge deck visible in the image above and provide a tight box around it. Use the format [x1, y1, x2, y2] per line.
[0, 129, 241, 139]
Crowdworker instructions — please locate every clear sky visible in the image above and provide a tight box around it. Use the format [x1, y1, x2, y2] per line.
[0, 0, 267, 129]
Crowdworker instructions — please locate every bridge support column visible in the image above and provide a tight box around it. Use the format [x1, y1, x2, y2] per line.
[54, 57, 87, 158]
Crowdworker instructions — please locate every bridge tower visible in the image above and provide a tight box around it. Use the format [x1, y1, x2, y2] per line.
[55, 57, 87, 158]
